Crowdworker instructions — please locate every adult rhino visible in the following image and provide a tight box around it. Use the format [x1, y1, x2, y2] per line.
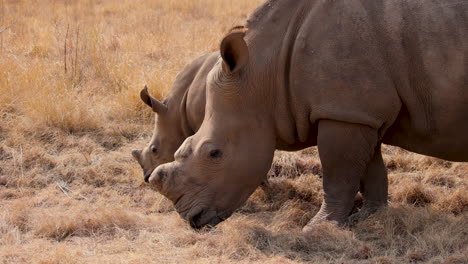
[149, 0, 468, 230]
[132, 52, 218, 182]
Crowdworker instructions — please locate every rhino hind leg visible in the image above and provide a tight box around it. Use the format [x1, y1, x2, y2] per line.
[303, 120, 379, 232]
[349, 145, 388, 225]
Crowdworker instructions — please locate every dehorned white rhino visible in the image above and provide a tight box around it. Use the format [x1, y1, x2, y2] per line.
[132, 52, 218, 182]
[149, 0, 468, 230]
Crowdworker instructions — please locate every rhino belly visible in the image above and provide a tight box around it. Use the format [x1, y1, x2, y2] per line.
[382, 105, 468, 162]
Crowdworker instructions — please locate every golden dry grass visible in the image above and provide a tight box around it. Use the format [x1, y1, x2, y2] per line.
[0, 0, 467, 263]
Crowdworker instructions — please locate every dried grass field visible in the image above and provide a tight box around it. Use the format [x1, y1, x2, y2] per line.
[0, 0, 467, 263]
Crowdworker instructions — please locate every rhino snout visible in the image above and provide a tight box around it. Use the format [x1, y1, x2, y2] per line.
[131, 149, 142, 161]
[149, 165, 169, 188]
[187, 208, 229, 229]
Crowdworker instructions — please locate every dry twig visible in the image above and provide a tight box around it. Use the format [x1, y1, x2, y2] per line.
[73, 26, 80, 78]
[56, 183, 72, 198]
[64, 24, 69, 73]
[0, 23, 14, 34]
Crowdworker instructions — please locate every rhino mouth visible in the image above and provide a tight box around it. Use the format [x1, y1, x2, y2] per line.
[174, 194, 233, 229]
[144, 169, 155, 183]
[187, 208, 232, 229]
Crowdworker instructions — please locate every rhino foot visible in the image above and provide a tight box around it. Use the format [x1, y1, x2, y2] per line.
[348, 201, 387, 226]
[302, 202, 351, 233]
[302, 217, 333, 234]
[301, 214, 345, 234]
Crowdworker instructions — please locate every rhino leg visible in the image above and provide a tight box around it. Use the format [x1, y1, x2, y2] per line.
[303, 120, 378, 232]
[350, 145, 388, 225]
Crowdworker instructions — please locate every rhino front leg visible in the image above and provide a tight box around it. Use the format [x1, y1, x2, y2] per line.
[350, 145, 388, 224]
[303, 120, 378, 232]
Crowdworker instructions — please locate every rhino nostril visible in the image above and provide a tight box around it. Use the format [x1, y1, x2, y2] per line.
[157, 169, 166, 179]
[149, 167, 168, 186]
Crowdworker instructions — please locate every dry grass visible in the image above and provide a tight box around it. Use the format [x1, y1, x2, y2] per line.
[0, 0, 467, 263]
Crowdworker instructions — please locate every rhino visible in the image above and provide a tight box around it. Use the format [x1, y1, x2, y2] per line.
[132, 52, 218, 182]
[149, 0, 468, 230]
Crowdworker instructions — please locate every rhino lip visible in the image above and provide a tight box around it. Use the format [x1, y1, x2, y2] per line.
[188, 209, 231, 229]
[218, 211, 232, 221]
[188, 207, 204, 229]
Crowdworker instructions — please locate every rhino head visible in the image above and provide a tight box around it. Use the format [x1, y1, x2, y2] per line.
[132, 53, 218, 183]
[132, 86, 188, 182]
[149, 29, 276, 228]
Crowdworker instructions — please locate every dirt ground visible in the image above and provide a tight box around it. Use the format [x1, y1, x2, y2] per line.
[0, 0, 467, 263]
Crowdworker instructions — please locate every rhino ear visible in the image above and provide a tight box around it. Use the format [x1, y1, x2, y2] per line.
[220, 31, 249, 73]
[140, 86, 168, 114]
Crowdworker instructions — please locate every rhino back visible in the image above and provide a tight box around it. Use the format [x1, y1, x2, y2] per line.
[376, 0, 468, 161]
[246, 0, 467, 161]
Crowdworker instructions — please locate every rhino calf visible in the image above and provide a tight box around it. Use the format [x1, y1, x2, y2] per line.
[149, 0, 468, 230]
[132, 52, 218, 181]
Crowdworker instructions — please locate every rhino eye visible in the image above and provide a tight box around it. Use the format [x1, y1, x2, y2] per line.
[150, 145, 158, 154]
[209, 149, 222, 159]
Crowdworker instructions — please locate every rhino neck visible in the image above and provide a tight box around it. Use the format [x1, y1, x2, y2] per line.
[246, 0, 316, 149]
[175, 52, 219, 138]
[179, 89, 195, 138]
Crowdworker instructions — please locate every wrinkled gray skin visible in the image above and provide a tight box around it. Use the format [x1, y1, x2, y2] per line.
[150, 0, 468, 230]
[132, 52, 219, 182]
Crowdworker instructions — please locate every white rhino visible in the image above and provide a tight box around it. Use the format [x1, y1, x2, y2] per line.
[149, 0, 468, 230]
